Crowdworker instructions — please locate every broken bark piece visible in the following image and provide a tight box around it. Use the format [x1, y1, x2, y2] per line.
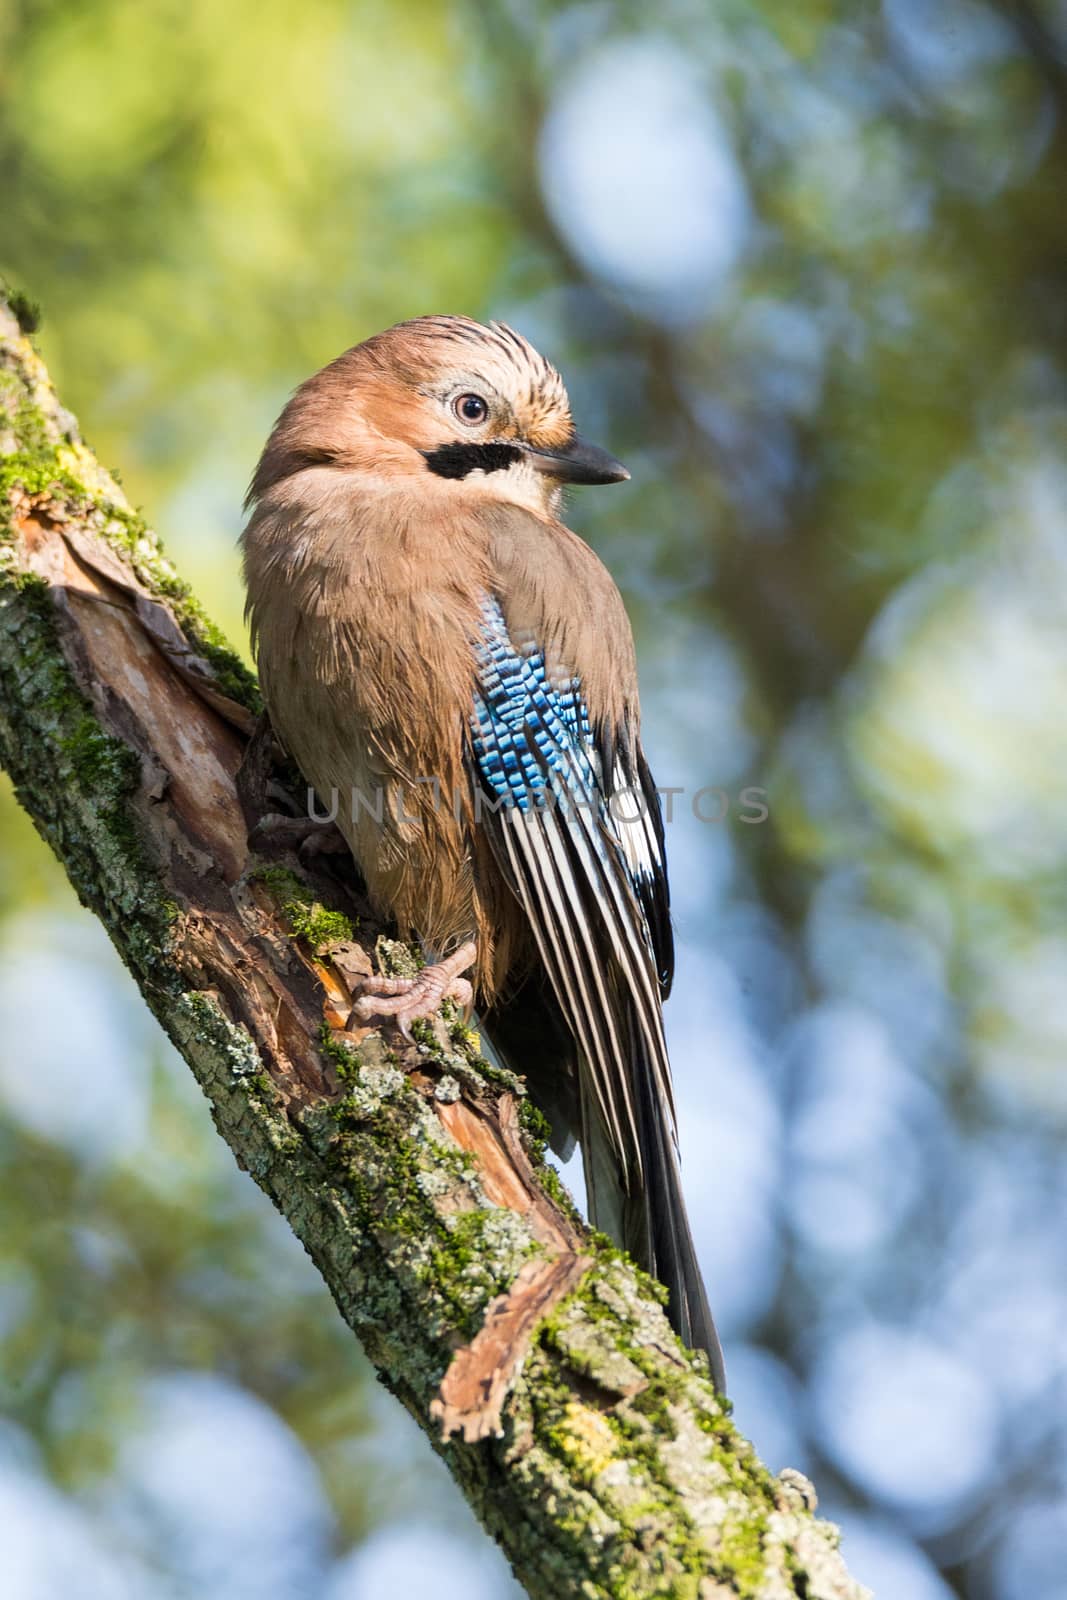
[328, 939, 375, 991]
[432, 1250, 594, 1442]
[434, 1093, 581, 1252]
[60, 522, 258, 736]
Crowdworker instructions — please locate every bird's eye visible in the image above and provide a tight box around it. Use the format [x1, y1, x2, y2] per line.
[453, 393, 489, 425]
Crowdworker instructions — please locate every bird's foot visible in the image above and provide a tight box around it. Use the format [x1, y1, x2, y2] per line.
[349, 941, 477, 1039]
[237, 711, 349, 861]
[248, 811, 350, 860]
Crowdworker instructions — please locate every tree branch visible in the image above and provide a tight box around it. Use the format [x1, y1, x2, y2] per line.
[0, 293, 868, 1600]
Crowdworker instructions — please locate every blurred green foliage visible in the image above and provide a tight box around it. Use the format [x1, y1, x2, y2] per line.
[3, 1, 1067, 1597]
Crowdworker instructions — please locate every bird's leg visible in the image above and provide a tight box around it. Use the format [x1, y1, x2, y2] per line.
[349, 940, 477, 1038]
[248, 811, 352, 859]
[237, 711, 349, 859]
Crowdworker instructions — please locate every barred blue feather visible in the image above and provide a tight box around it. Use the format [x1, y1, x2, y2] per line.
[470, 595, 596, 810]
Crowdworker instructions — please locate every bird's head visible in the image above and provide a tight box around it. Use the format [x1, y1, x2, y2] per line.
[248, 315, 629, 515]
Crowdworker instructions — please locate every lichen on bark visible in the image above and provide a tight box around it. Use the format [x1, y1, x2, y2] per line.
[0, 292, 869, 1600]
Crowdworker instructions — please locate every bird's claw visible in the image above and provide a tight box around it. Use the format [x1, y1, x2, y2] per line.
[348, 940, 477, 1039]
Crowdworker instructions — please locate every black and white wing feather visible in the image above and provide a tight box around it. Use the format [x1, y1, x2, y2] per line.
[468, 595, 722, 1377]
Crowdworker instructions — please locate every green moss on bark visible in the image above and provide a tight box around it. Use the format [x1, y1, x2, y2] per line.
[0, 564, 176, 982]
[252, 863, 356, 953]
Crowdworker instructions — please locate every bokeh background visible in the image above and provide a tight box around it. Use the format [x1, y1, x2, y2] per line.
[3, 2, 1067, 1595]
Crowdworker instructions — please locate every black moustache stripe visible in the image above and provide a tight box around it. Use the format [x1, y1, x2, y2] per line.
[422, 442, 524, 479]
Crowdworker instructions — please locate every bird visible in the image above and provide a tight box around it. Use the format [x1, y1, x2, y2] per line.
[241, 315, 724, 1385]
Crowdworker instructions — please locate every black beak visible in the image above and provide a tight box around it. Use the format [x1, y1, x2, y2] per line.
[525, 433, 630, 486]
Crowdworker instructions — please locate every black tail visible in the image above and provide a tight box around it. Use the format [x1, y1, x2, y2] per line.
[582, 1043, 726, 1391]
[486, 975, 726, 1389]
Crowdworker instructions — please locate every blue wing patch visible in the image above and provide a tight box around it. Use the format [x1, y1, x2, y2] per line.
[469, 593, 673, 997]
[471, 595, 596, 810]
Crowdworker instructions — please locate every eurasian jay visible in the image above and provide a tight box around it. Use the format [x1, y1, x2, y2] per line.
[242, 316, 724, 1383]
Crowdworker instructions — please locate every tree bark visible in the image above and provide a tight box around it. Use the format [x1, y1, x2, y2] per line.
[0, 292, 869, 1600]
